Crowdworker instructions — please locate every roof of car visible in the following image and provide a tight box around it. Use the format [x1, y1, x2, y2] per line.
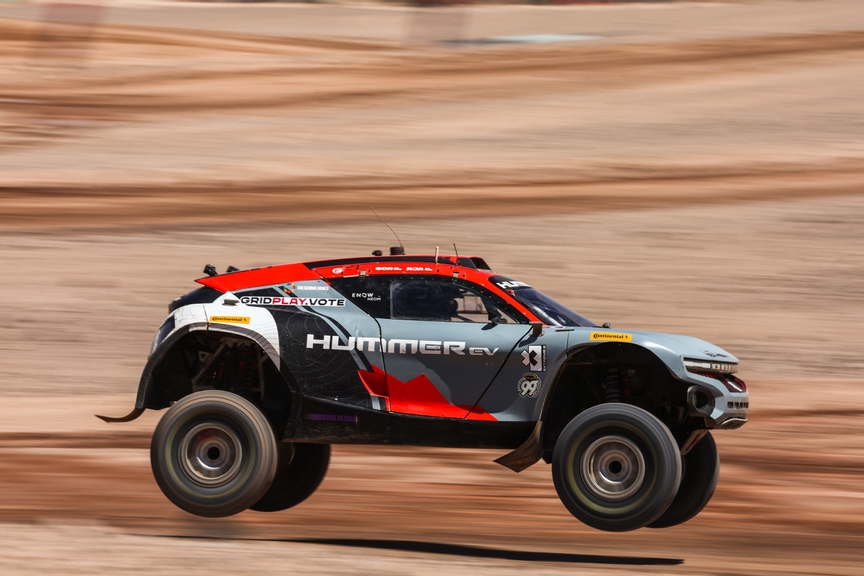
[194, 254, 542, 322]
[306, 255, 492, 270]
[195, 254, 499, 293]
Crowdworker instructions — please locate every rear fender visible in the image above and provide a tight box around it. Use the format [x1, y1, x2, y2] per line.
[136, 300, 282, 410]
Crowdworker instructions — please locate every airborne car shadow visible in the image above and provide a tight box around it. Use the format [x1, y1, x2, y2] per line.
[154, 534, 682, 566]
[291, 539, 683, 566]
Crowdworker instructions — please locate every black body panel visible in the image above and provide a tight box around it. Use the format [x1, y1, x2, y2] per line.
[136, 326, 193, 409]
[284, 396, 535, 449]
[168, 286, 222, 313]
[270, 309, 373, 410]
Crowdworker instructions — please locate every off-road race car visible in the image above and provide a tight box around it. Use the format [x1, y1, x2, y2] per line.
[100, 249, 749, 532]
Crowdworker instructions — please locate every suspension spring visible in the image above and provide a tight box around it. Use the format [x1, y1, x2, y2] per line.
[604, 368, 621, 403]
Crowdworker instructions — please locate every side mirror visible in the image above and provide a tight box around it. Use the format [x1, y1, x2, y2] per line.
[530, 322, 544, 337]
[487, 306, 504, 324]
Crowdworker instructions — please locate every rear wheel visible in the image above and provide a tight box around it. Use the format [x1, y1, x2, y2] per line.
[150, 390, 278, 518]
[648, 432, 719, 528]
[552, 404, 682, 532]
[251, 442, 331, 512]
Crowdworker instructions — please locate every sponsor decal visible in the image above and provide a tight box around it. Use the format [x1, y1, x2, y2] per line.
[405, 267, 434, 272]
[209, 315, 251, 325]
[521, 345, 546, 371]
[332, 268, 344, 274]
[240, 296, 345, 307]
[306, 334, 498, 356]
[305, 414, 359, 423]
[352, 292, 382, 302]
[590, 331, 633, 342]
[518, 373, 542, 398]
[292, 285, 329, 291]
[496, 280, 531, 290]
[375, 266, 402, 271]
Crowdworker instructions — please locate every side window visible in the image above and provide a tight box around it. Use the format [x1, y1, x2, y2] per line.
[391, 278, 520, 324]
[328, 276, 393, 318]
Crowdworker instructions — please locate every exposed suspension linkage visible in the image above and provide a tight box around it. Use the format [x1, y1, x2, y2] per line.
[191, 341, 228, 389]
[192, 338, 263, 401]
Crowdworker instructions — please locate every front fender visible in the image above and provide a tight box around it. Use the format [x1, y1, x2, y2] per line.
[550, 327, 747, 428]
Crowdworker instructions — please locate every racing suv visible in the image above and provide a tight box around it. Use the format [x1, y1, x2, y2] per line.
[99, 250, 749, 532]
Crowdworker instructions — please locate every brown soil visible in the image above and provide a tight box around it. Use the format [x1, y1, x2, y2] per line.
[2, 9, 864, 229]
[1, 1, 863, 574]
[1, 386, 863, 574]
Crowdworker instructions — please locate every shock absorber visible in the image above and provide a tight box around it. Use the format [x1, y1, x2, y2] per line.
[604, 368, 621, 403]
[620, 370, 632, 397]
[232, 346, 259, 400]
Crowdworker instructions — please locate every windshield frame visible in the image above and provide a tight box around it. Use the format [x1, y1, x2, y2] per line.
[489, 276, 597, 327]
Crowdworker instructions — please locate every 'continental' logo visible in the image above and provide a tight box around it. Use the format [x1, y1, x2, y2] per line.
[210, 315, 251, 325]
[590, 331, 632, 342]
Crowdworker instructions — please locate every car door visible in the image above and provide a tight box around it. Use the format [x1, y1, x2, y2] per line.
[376, 276, 531, 418]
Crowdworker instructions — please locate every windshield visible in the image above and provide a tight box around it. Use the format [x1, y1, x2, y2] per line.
[490, 276, 596, 327]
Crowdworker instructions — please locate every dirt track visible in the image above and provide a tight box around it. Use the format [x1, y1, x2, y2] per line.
[2, 2, 864, 228]
[1, 0, 864, 574]
[1, 380, 863, 575]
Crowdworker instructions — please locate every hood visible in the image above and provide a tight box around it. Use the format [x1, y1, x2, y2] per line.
[629, 330, 738, 364]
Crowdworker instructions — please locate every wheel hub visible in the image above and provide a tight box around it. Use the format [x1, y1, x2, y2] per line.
[581, 435, 645, 501]
[179, 422, 243, 487]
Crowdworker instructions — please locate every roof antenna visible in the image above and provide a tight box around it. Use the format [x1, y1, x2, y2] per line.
[453, 243, 459, 263]
[435, 246, 439, 264]
[370, 207, 405, 255]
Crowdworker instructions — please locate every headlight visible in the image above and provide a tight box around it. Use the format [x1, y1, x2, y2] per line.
[683, 358, 738, 374]
[685, 359, 748, 394]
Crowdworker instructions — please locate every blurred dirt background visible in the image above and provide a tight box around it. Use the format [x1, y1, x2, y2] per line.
[1, 0, 863, 574]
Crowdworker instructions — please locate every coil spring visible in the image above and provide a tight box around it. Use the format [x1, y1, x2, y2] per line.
[604, 368, 621, 403]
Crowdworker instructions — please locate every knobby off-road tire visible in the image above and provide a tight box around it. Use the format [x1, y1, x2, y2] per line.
[250, 442, 331, 512]
[552, 404, 682, 532]
[648, 431, 719, 528]
[150, 390, 278, 518]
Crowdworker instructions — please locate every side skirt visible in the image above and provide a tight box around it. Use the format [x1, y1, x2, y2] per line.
[285, 396, 535, 449]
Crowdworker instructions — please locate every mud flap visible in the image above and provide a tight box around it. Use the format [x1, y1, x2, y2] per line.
[494, 420, 543, 472]
[95, 407, 145, 423]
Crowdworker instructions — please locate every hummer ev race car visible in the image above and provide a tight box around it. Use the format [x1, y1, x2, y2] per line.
[99, 249, 749, 532]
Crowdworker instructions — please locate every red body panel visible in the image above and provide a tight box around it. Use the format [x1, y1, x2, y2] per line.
[192, 254, 541, 423]
[194, 254, 541, 322]
[196, 263, 321, 292]
[358, 366, 497, 421]
[310, 255, 542, 322]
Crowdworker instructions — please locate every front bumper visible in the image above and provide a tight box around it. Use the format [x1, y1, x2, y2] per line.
[683, 372, 749, 429]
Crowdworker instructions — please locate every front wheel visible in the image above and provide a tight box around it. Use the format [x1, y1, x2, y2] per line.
[552, 404, 682, 532]
[150, 390, 278, 518]
[648, 431, 719, 528]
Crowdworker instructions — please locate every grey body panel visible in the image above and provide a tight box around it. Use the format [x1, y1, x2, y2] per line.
[478, 326, 747, 426]
[376, 319, 531, 411]
[565, 328, 747, 427]
[475, 328, 571, 421]
[143, 280, 747, 429]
